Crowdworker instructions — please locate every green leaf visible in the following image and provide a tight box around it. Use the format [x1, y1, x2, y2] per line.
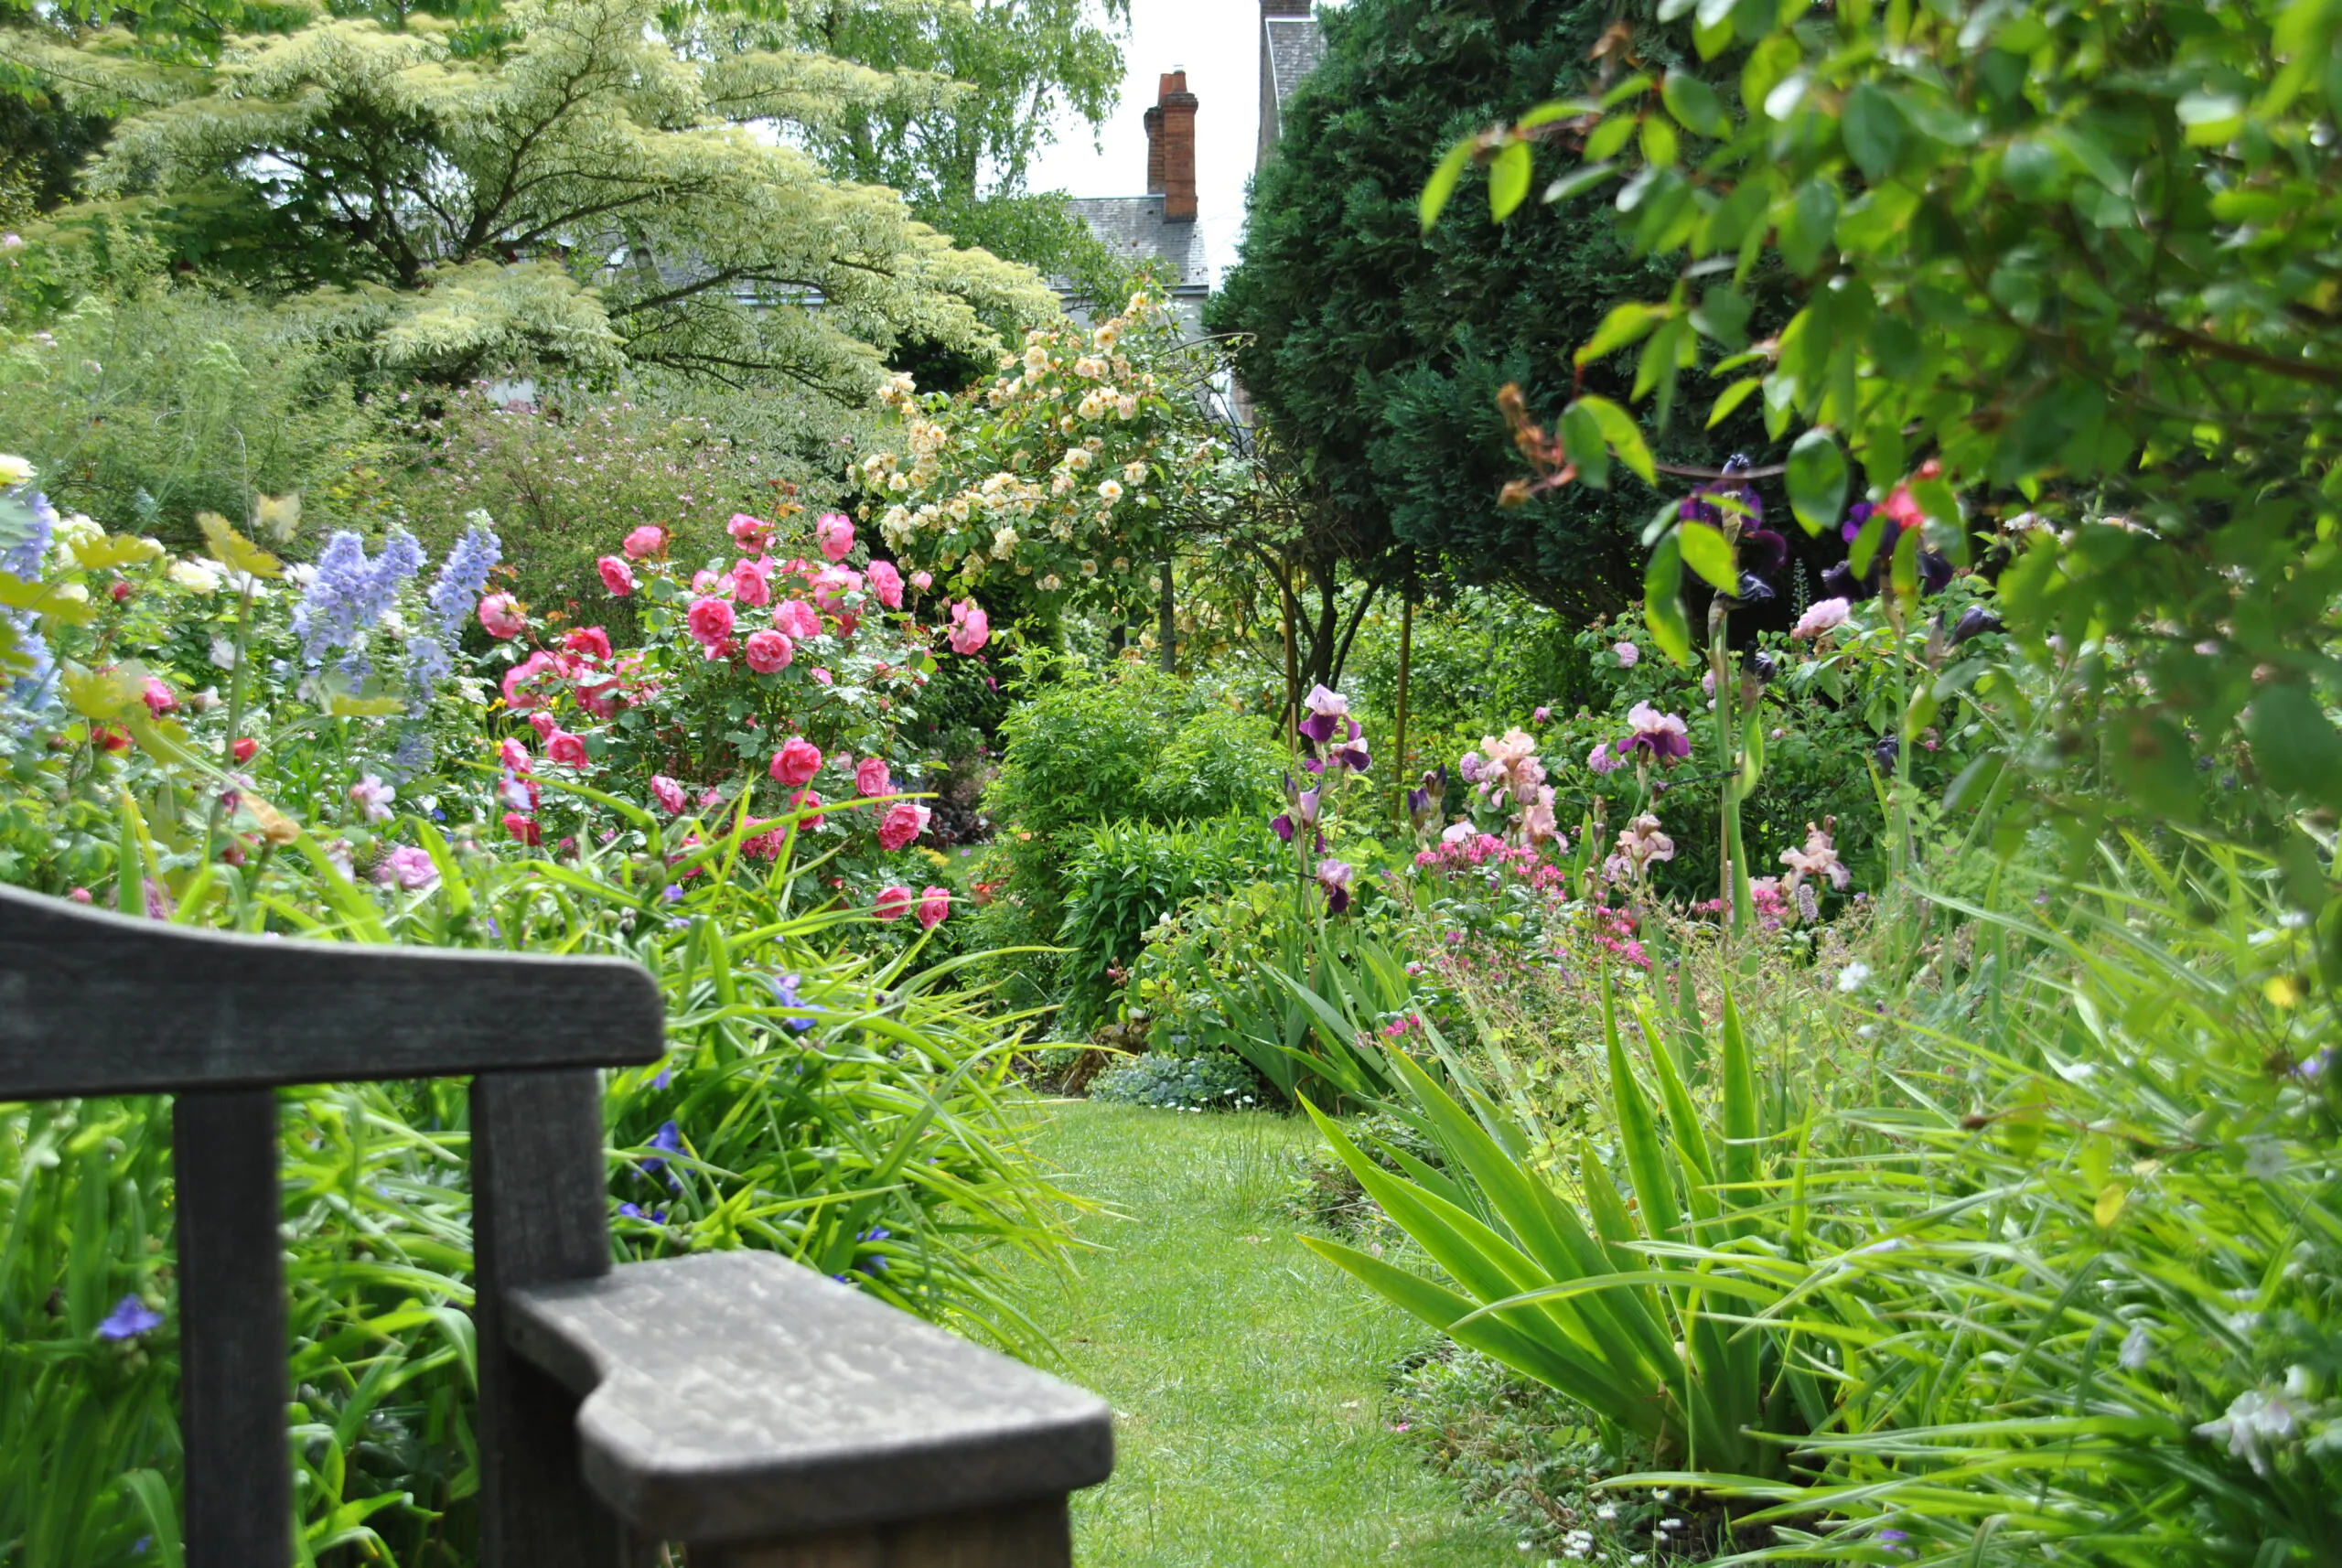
[1778, 178, 1839, 275]
[1575, 394, 1658, 487]
[1420, 136, 1477, 233]
[1847, 508, 1888, 576]
[1690, 285, 1751, 349]
[1488, 139, 1533, 220]
[1574, 302, 1664, 367]
[1679, 521, 1739, 592]
[1561, 402, 1610, 489]
[1543, 161, 1618, 205]
[1661, 72, 1731, 138]
[1585, 114, 1637, 162]
[1841, 82, 1906, 179]
[1706, 376, 1764, 428]
[1786, 428, 1848, 535]
[2176, 91, 2246, 145]
[2247, 684, 2342, 809]
[1643, 534, 1692, 665]
[198, 511, 282, 579]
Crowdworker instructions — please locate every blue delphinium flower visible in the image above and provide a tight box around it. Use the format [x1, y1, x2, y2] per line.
[0, 484, 54, 579]
[98, 1295, 165, 1341]
[770, 973, 820, 1034]
[381, 726, 434, 783]
[293, 528, 425, 665]
[411, 521, 501, 700]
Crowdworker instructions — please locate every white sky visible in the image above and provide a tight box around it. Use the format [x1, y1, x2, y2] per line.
[1022, 0, 1272, 285]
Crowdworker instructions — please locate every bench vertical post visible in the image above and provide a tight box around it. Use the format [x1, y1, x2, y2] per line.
[472, 1068, 637, 1568]
[174, 1087, 292, 1568]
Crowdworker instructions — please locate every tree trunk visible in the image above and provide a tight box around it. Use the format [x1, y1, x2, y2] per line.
[1278, 553, 1298, 736]
[1157, 555, 1176, 674]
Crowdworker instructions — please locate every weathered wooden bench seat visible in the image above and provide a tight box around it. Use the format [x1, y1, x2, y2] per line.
[0, 882, 1112, 1567]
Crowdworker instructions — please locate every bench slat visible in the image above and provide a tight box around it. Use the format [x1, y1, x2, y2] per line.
[505, 1251, 1115, 1546]
[0, 884, 664, 1097]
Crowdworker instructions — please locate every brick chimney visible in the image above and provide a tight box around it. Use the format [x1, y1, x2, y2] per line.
[1142, 70, 1200, 221]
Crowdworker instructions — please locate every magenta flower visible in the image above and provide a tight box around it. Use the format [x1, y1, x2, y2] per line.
[947, 598, 990, 655]
[866, 559, 905, 608]
[727, 512, 773, 552]
[917, 885, 951, 928]
[874, 885, 914, 921]
[685, 596, 735, 650]
[854, 757, 893, 799]
[769, 736, 822, 786]
[876, 800, 930, 850]
[650, 775, 687, 815]
[774, 598, 822, 639]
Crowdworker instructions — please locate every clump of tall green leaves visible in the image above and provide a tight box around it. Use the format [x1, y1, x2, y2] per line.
[1302, 978, 1832, 1483]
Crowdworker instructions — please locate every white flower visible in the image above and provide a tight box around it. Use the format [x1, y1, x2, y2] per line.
[2197, 1385, 2304, 1477]
[169, 559, 226, 595]
[1097, 478, 1123, 503]
[2245, 1139, 2290, 1180]
[349, 774, 397, 823]
[1613, 639, 1639, 667]
[0, 454, 33, 487]
[1303, 683, 1350, 719]
[1123, 460, 1147, 484]
[53, 583, 89, 606]
[1836, 961, 1873, 993]
[991, 526, 1020, 558]
[2120, 1326, 2152, 1370]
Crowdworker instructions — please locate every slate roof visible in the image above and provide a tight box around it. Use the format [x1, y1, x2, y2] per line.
[1062, 195, 1212, 295]
[1259, 15, 1328, 166]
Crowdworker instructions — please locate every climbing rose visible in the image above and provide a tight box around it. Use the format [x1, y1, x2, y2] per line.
[685, 596, 735, 650]
[650, 775, 687, 815]
[478, 593, 526, 639]
[500, 737, 532, 774]
[563, 627, 610, 661]
[866, 559, 904, 608]
[946, 599, 990, 655]
[877, 800, 930, 851]
[1613, 640, 1640, 668]
[730, 555, 772, 607]
[501, 811, 541, 845]
[772, 599, 820, 639]
[815, 512, 855, 562]
[622, 525, 666, 560]
[910, 570, 933, 590]
[728, 512, 773, 552]
[231, 737, 258, 763]
[141, 677, 177, 716]
[811, 565, 862, 614]
[597, 555, 636, 596]
[744, 630, 794, 673]
[546, 730, 588, 768]
[769, 736, 822, 786]
[790, 789, 825, 830]
[875, 885, 914, 921]
[916, 886, 951, 929]
[373, 844, 439, 892]
[854, 757, 892, 799]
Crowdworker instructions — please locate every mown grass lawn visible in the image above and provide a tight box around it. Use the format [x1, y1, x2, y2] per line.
[1005, 1101, 1518, 1567]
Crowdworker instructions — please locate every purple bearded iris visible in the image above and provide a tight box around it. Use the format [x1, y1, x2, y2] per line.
[1405, 767, 1447, 832]
[1681, 455, 1788, 603]
[1297, 683, 1349, 746]
[1824, 499, 1953, 600]
[1315, 857, 1355, 913]
[1272, 775, 1322, 843]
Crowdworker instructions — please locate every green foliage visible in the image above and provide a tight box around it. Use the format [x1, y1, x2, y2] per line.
[1207, 0, 1770, 612]
[1437, 0, 2342, 870]
[1057, 815, 1283, 1026]
[0, 286, 381, 546]
[1137, 707, 1284, 823]
[1087, 1049, 1264, 1112]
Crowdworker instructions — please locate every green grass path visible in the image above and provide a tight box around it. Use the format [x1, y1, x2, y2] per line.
[1005, 1101, 1517, 1567]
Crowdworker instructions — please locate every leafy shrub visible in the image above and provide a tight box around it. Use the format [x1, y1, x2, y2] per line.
[1056, 815, 1284, 1026]
[1088, 1049, 1265, 1112]
[1139, 706, 1285, 822]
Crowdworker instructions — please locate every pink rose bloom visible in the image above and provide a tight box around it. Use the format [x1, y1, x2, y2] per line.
[1882, 483, 1924, 531]
[478, 593, 527, 639]
[745, 630, 795, 673]
[731, 555, 772, 607]
[575, 674, 622, 719]
[691, 569, 720, 593]
[141, 677, 177, 716]
[769, 736, 822, 787]
[373, 844, 439, 892]
[650, 775, 688, 815]
[790, 789, 825, 831]
[547, 729, 588, 768]
[910, 570, 933, 590]
[866, 559, 904, 608]
[685, 596, 736, 650]
[728, 512, 773, 552]
[1613, 640, 1639, 668]
[597, 555, 636, 596]
[916, 886, 951, 929]
[874, 885, 914, 921]
[500, 737, 532, 774]
[1792, 597, 1852, 639]
[622, 525, 666, 560]
[564, 626, 612, 661]
[528, 710, 558, 740]
[1587, 740, 1624, 776]
[947, 598, 990, 655]
[876, 800, 930, 851]
[1531, 704, 1552, 725]
[854, 757, 892, 799]
[501, 811, 541, 846]
[815, 512, 855, 562]
[811, 667, 833, 685]
[502, 650, 560, 713]
[811, 565, 862, 614]
[773, 599, 822, 639]
[349, 774, 396, 822]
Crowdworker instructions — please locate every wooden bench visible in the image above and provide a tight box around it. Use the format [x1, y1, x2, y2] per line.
[0, 881, 1113, 1566]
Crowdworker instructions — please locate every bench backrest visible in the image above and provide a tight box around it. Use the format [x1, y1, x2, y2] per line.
[0, 882, 666, 1566]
